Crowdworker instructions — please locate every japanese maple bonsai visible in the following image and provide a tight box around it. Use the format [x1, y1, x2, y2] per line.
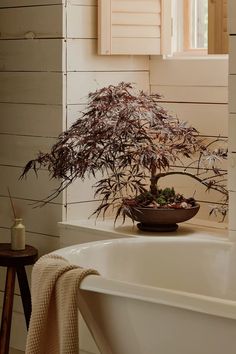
[21, 82, 228, 230]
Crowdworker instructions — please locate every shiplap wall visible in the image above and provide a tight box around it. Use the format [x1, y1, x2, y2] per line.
[150, 57, 228, 226]
[228, 0, 236, 240]
[0, 1, 65, 350]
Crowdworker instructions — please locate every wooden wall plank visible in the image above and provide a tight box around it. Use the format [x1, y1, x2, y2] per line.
[0, 0, 64, 7]
[0, 72, 63, 104]
[67, 72, 150, 104]
[67, 104, 84, 127]
[67, 5, 97, 39]
[150, 58, 228, 86]
[0, 135, 55, 166]
[67, 39, 149, 71]
[151, 85, 228, 103]
[0, 196, 63, 236]
[161, 103, 228, 137]
[0, 5, 64, 39]
[0, 39, 64, 72]
[67, 173, 103, 203]
[67, 201, 101, 221]
[0, 103, 62, 137]
[0, 166, 61, 203]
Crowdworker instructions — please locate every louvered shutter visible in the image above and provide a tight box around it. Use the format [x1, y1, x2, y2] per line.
[98, 0, 172, 55]
[208, 0, 228, 54]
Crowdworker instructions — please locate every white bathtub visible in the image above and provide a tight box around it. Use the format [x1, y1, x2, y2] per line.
[54, 238, 236, 354]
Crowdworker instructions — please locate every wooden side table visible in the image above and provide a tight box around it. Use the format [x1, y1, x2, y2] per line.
[0, 243, 38, 354]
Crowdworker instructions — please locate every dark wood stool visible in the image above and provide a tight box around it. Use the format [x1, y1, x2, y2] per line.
[0, 243, 38, 354]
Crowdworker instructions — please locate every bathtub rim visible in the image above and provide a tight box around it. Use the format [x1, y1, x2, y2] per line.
[53, 237, 236, 320]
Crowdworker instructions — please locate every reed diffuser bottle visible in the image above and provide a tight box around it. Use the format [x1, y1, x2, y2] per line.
[11, 218, 26, 251]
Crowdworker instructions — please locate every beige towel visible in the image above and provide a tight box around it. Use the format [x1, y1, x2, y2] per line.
[25, 254, 99, 354]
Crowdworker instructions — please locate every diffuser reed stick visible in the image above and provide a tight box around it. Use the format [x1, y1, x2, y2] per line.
[7, 186, 17, 219]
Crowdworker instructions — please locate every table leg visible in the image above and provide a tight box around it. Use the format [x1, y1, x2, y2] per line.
[16, 267, 31, 329]
[0, 267, 16, 354]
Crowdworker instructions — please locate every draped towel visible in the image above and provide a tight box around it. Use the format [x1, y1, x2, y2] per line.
[25, 254, 99, 354]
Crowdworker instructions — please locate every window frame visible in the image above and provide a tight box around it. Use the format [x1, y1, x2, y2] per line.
[182, 0, 208, 54]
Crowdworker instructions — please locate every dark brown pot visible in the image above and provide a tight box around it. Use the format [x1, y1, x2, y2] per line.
[128, 204, 200, 232]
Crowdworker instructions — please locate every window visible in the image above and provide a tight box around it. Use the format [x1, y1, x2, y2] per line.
[173, 0, 228, 55]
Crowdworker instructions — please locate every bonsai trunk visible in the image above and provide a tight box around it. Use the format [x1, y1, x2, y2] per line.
[150, 167, 158, 196]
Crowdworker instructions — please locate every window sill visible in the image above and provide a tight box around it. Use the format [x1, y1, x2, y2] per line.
[163, 53, 229, 61]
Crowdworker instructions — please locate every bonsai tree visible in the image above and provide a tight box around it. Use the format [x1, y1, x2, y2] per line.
[21, 82, 228, 222]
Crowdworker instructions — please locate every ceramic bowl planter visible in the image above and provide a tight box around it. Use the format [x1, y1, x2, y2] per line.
[127, 204, 200, 232]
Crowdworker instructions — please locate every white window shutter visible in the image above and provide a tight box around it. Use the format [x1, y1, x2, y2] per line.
[98, 0, 172, 55]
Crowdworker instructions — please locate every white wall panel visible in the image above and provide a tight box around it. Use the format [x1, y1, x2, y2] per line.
[161, 103, 228, 137]
[0, 103, 62, 137]
[67, 200, 103, 221]
[0, 5, 64, 39]
[150, 58, 228, 86]
[0, 166, 61, 203]
[67, 39, 149, 71]
[0, 135, 55, 166]
[67, 104, 84, 127]
[0, 39, 63, 72]
[151, 85, 228, 104]
[67, 5, 97, 38]
[67, 174, 102, 203]
[0, 0, 64, 7]
[0, 196, 62, 236]
[0, 72, 63, 104]
[67, 71, 149, 104]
